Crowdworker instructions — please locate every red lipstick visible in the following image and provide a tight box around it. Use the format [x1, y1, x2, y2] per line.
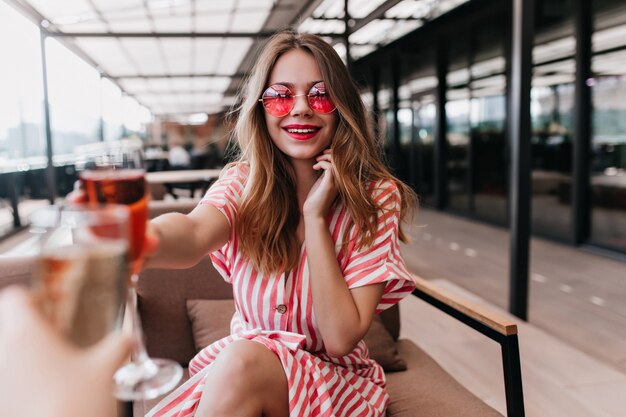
[282, 124, 321, 141]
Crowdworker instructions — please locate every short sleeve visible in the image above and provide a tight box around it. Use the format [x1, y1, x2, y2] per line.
[198, 163, 248, 283]
[199, 163, 248, 227]
[342, 181, 415, 313]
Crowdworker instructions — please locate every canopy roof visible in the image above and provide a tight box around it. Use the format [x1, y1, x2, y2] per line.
[6, 0, 468, 120]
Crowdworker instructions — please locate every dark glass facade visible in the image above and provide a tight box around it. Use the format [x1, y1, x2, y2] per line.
[359, 0, 626, 256]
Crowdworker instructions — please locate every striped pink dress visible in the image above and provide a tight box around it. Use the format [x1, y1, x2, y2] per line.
[147, 164, 415, 417]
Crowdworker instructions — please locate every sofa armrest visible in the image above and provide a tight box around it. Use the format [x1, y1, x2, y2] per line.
[412, 274, 517, 336]
[410, 274, 525, 417]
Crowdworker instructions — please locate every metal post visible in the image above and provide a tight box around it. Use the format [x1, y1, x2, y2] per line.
[40, 31, 56, 204]
[507, 0, 534, 320]
[573, 0, 592, 245]
[8, 173, 21, 228]
[371, 64, 380, 139]
[409, 106, 417, 191]
[501, 335, 526, 417]
[391, 55, 401, 176]
[468, 34, 476, 213]
[435, 37, 448, 210]
[343, 0, 352, 71]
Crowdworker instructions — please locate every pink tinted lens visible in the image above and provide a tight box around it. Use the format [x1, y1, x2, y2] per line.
[308, 82, 336, 114]
[262, 85, 294, 116]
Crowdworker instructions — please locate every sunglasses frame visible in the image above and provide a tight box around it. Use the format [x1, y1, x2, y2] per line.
[258, 81, 336, 117]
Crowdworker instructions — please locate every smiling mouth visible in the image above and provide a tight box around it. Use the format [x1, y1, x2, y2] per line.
[284, 128, 320, 134]
[282, 126, 321, 141]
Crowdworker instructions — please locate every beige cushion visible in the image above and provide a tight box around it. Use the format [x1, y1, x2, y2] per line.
[385, 340, 503, 416]
[186, 299, 235, 351]
[363, 316, 407, 372]
[185, 298, 407, 372]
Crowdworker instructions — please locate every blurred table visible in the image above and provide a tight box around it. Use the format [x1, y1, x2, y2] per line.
[146, 169, 221, 199]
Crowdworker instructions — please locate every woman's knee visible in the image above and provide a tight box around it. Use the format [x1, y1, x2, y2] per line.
[211, 340, 285, 388]
[198, 341, 288, 416]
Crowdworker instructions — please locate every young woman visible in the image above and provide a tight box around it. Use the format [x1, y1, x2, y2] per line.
[147, 30, 417, 417]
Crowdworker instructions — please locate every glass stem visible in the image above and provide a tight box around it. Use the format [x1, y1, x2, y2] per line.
[128, 274, 151, 365]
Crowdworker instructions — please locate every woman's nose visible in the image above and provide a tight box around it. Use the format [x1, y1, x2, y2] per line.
[290, 94, 313, 117]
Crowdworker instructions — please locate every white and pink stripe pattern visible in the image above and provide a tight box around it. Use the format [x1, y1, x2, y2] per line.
[147, 164, 415, 417]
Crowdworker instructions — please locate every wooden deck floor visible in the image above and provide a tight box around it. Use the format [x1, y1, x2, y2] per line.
[399, 208, 626, 416]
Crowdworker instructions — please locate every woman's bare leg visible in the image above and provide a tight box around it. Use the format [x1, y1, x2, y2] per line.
[195, 340, 290, 417]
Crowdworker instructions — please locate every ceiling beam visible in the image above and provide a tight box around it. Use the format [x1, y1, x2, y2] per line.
[44, 31, 345, 39]
[109, 73, 248, 79]
[350, 0, 405, 33]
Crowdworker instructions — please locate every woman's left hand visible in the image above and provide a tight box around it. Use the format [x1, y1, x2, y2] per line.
[303, 149, 338, 219]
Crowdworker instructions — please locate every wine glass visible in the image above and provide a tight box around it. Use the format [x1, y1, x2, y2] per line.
[30, 204, 130, 348]
[78, 141, 183, 400]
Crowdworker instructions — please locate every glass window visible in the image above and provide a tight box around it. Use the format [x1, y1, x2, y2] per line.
[46, 38, 102, 155]
[0, 2, 45, 162]
[101, 77, 124, 142]
[446, 36, 471, 213]
[414, 100, 436, 204]
[0, 2, 49, 237]
[121, 96, 152, 137]
[530, 77, 575, 241]
[591, 78, 626, 251]
[446, 90, 471, 212]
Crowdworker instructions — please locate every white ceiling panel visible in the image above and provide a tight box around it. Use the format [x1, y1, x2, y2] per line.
[136, 94, 166, 106]
[153, 15, 193, 32]
[238, 0, 274, 7]
[192, 77, 231, 92]
[98, 6, 146, 25]
[118, 78, 151, 93]
[193, 39, 224, 73]
[195, 13, 231, 32]
[28, 0, 93, 21]
[439, 0, 468, 15]
[120, 39, 166, 74]
[17, 0, 474, 118]
[75, 38, 135, 75]
[349, 20, 395, 45]
[299, 18, 324, 34]
[195, 0, 235, 13]
[55, 21, 109, 32]
[160, 39, 193, 73]
[218, 38, 254, 75]
[159, 78, 194, 90]
[349, 0, 387, 18]
[144, 78, 175, 92]
[108, 16, 153, 32]
[386, 0, 420, 19]
[231, 10, 271, 32]
[91, 0, 144, 13]
[384, 20, 421, 43]
[149, 1, 193, 17]
[351, 45, 376, 60]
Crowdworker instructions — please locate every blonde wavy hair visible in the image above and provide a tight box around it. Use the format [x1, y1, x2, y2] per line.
[232, 30, 417, 274]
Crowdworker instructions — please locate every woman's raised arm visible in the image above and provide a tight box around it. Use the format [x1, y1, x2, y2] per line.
[145, 203, 230, 270]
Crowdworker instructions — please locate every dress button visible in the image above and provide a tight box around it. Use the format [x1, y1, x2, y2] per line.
[275, 304, 287, 314]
